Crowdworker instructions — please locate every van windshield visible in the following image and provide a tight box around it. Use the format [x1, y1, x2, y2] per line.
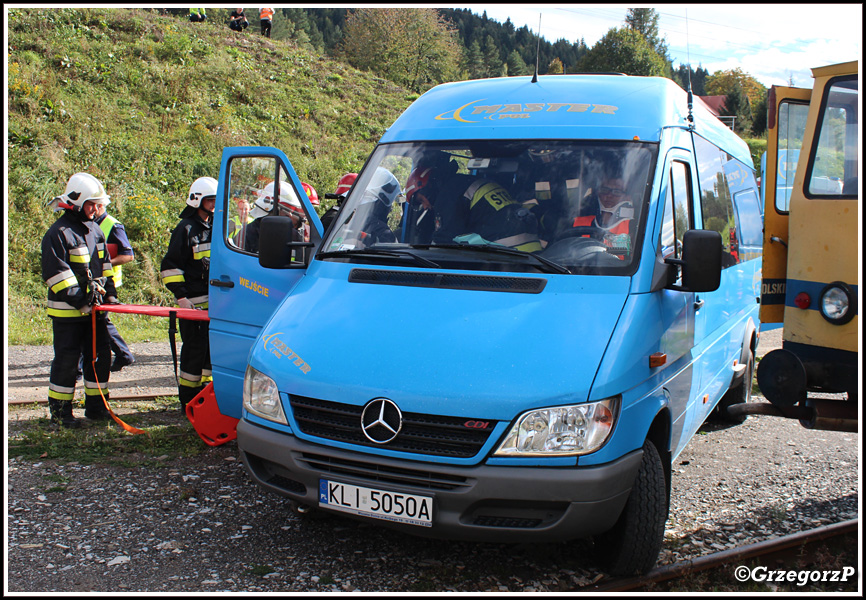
[321, 141, 657, 275]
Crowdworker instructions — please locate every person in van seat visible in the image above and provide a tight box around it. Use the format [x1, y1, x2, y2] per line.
[352, 167, 402, 246]
[438, 178, 542, 252]
[571, 176, 635, 255]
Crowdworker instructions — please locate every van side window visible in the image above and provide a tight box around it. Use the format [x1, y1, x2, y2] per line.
[733, 189, 762, 262]
[693, 135, 741, 267]
[661, 161, 693, 282]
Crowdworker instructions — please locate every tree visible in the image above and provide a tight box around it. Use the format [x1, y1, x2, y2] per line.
[340, 8, 462, 91]
[674, 64, 709, 94]
[506, 49, 528, 77]
[547, 57, 564, 74]
[705, 68, 765, 110]
[576, 28, 669, 77]
[463, 39, 485, 79]
[625, 8, 668, 59]
[751, 91, 768, 136]
[721, 85, 753, 135]
[482, 35, 503, 78]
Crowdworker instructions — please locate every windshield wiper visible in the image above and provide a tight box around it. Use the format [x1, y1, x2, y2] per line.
[411, 243, 571, 275]
[317, 248, 441, 269]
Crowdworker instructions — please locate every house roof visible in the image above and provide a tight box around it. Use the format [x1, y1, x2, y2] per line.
[697, 95, 727, 117]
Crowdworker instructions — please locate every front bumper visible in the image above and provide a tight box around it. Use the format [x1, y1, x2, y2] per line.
[238, 419, 643, 543]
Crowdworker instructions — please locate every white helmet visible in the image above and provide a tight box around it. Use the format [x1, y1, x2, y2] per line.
[49, 172, 110, 212]
[249, 180, 303, 220]
[187, 176, 218, 208]
[361, 167, 402, 207]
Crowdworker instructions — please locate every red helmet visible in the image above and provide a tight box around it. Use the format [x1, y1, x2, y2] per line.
[302, 181, 319, 206]
[334, 172, 358, 197]
[405, 166, 433, 204]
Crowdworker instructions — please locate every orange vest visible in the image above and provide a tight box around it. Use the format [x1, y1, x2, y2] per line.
[572, 216, 631, 257]
[572, 215, 629, 235]
[260, 8, 274, 20]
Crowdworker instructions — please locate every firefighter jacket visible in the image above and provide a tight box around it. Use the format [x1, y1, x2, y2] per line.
[464, 179, 542, 252]
[160, 214, 212, 308]
[42, 210, 117, 320]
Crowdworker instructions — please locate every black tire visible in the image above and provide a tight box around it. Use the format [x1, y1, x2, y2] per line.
[715, 350, 755, 424]
[594, 439, 668, 576]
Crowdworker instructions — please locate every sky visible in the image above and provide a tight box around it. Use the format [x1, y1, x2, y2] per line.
[460, 4, 862, 88]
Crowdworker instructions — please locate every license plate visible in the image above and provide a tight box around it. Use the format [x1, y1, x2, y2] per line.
[319, 480, 433, 527]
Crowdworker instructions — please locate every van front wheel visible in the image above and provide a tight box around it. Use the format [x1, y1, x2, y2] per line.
[594, 439, 667, 576]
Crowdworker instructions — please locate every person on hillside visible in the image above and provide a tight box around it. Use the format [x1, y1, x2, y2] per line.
[42, 173, 118, 428]
[160, 177, 216, 412]
[93, 202, 136, 372]
[229, 8, 249, 31]
[189, 7, 207, 22]
[259, 7, 274, 38]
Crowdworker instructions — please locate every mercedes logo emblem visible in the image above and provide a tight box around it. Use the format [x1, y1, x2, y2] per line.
[361, 398, 403, 444]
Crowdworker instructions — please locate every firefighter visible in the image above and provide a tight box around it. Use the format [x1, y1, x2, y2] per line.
[160, 176, 217, 412]
[353, 167, 402, 246]
[320, 172, 357, 234]
[42, 172, 118, 428]
[432, 176, 542, 252]
[239, 180, 306, 254]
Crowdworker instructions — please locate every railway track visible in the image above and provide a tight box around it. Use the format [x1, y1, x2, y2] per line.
[7, 393, 176, 406]
[582, 519, 859, 592]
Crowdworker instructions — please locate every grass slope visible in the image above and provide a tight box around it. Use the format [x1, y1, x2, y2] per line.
[7, 8, 415, 344]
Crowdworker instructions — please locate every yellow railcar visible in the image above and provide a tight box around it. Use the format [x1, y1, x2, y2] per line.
[757, 61, 859, 431]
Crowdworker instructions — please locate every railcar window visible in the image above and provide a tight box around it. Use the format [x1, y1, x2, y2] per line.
[806, 76, 858, 198]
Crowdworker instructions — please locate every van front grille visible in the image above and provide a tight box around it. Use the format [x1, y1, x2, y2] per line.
[349, 268, 546, 294]
[299, 452, 471, 491]
[289, 395, 496, 459]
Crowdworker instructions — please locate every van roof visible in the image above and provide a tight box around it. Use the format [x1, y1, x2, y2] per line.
[380, 74, 752, 167]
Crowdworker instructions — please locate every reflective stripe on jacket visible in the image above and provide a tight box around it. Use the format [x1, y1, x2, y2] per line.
[42, 211, 116, 319]
[160, 214, 212, 309]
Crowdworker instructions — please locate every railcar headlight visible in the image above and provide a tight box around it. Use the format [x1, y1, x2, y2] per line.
[243, 365, 288, 424]
[494, 397, 618, 457]
[819, 282, 855, 325]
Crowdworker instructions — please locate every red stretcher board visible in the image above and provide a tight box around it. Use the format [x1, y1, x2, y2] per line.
[95, 303, 210, 321]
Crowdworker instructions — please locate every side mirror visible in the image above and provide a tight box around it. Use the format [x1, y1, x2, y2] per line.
[258, 216, 313, 269]
[665, 229, 722, 293]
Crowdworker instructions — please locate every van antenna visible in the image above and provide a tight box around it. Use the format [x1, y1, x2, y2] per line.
[685, 9, 695, 128]
[531, 13, 541, 83]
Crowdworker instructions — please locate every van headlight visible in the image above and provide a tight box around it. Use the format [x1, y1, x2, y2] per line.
[819, 282, 854, 325]
[243, 365, 288, 424]
[493, 398, 618, 456]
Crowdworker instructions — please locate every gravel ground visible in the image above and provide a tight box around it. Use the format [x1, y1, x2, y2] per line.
[5, 329, 861, 592]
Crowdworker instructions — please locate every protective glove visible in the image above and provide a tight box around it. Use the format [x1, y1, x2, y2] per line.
[89, 278, 107, 305]
[177, 298, 195, 310]
[104, 296, 119, 305]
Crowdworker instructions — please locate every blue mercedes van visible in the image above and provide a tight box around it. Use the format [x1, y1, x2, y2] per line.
[207, 74, 763, 575]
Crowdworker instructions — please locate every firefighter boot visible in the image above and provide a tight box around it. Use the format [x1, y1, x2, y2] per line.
[179, 386, 198, 414]
[49, 400, 81, 429]
[84, 396, 111, 421]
